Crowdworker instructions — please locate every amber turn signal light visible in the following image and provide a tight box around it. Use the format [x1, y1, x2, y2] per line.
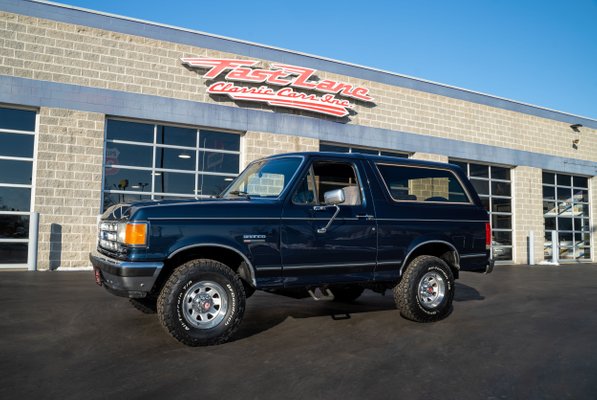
[124, 223, 147, 246]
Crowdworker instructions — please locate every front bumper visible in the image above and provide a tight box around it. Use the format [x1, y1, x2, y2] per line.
[89, 250, 163, 298]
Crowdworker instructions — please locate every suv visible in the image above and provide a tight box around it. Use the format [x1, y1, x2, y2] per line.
[91, 152, 493, 346]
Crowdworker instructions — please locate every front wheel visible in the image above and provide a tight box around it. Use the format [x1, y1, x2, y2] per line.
[394, 255, 454, 322]
[157, 259, 246, 346]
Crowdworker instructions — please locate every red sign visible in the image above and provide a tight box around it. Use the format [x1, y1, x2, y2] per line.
[181, 58, 374, 117]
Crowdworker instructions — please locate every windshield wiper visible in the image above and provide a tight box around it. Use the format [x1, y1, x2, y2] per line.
[227, 190, 251, 199]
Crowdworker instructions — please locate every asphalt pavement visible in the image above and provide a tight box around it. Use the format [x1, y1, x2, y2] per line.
[1, 264, 597, 400]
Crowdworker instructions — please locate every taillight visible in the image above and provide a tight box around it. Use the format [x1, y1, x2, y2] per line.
[485, 222, 491, 250]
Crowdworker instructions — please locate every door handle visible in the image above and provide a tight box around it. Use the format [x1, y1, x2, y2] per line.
[356, 214, 374, 220]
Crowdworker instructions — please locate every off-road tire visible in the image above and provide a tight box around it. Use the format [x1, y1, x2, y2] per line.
[157, 259, 246, 346]
[394, 255, 454, 322]
[330, 285, 365, 302]
[129, 295, 157, 314]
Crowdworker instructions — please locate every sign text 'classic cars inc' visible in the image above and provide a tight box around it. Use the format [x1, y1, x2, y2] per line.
[181, 58, 374, 117]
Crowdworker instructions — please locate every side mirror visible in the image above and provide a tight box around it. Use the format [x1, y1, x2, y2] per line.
[323, 189, 345, 205]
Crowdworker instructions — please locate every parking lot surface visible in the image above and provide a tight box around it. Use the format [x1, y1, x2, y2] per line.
[1, 264, 597, 400]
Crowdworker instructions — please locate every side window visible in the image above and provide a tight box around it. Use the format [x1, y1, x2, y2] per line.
[376, 163, 470, 203]
[293, 161, 362, 206]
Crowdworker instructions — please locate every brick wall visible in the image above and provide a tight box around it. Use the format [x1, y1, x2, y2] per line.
[1, 11, 596, 164]
[243, 132, 318, 166]
[35, 108, 104, 269]
[511, 167, 544, 264]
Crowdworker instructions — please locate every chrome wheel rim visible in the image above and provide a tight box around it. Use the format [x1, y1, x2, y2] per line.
[182, 281, 228, 329]
[417, 272, 446, 309]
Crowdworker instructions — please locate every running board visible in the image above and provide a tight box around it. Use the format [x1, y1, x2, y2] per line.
[308, 287, 335, 301]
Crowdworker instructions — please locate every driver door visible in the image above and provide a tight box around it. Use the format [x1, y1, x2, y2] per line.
[280, 158, 377, 286]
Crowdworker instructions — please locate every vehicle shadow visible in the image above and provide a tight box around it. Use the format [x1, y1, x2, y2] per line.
[233, 283, 483, 342]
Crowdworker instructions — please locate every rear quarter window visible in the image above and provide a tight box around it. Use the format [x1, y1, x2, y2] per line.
[376, 163, 471, 203]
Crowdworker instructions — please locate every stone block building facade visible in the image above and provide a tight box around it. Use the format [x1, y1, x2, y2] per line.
[0, 0, 595, 269]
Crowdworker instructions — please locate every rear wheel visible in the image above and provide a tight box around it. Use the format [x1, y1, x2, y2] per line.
[394, 255, 454, 322]
[157, 259, 246, 346]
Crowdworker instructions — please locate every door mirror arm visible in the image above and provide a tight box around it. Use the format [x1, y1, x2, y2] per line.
[313, 204, 341, 234]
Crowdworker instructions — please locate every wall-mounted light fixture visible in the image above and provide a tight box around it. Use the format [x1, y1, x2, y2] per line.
[570, 123, 583, 132]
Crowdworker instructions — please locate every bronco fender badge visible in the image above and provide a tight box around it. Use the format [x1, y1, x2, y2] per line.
[243, 234, 266, 243]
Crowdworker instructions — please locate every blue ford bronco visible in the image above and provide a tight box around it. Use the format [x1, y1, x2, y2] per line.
[91, 152, 493, 346]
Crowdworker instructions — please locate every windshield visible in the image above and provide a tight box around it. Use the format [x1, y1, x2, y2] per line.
[221, 157, 303, 198]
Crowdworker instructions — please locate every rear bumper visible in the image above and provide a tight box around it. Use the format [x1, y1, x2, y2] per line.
[89, 250, 163, 298]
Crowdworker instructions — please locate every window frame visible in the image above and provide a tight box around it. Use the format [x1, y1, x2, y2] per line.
[102, 117, 242, 212]
[0, 105, 38, 268]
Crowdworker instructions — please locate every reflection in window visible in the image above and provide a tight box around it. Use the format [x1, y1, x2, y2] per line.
[450, 159, 513, 261]
[376, 164, 469, 203]
[103, 119, 241, 211]
[543, 172, 591, 261]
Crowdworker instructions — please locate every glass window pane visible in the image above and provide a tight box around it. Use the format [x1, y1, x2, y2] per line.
[104, 168, 152, 192]
[199, 151, 239, 174]
[380, 151, 408, 158]
[542, 186, 555, 200]
[155, 147, 196, 171]
[572, 203, 589, 217]
[544, 217, 556, 230]
[0, 133, 34, 158]
[493, 247, 512, 261]
[557, 174, 571, 186]
[542, 172, 555, 185]
[103, 193, 151, 209]
[0, 107, 36, 131]
[543, 201, 556, 216]
[197, 175, 232, 197]
[0, 187, 31, 211]
[469, 163, 489, 178]
[0, 160, 32, 184]
[157, 125, 196, 147]
[0, 214, 29, 238]
[199, 130, 240, 151]
[376, 164, 470, 203]
[492, 231, 512, 246]
[106, 120, 154, 143]
[105, 143, 152, 168]
[492, 181, 511, 197]
[0, 243, 28, 264]
[572, 189, 588, 203]
[492, 214, 511, 229]
[492, 197, 511, 213]
[320, 143, 350, 153]
[573, 176, 588, 188]
[450, 161, 468, 173]
[558, 218, 573, 231]
[154, 171, 195, 194]
[491, 166, 510, 180]
[470, 179, 489, 195]
[556, 187, 570, 201]
[351, 148, 378, 155]
[580, 218, 590, 232]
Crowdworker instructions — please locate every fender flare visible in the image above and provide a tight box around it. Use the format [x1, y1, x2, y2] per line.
[399, 240, 460, 276]
[168, 243, 257, 287]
